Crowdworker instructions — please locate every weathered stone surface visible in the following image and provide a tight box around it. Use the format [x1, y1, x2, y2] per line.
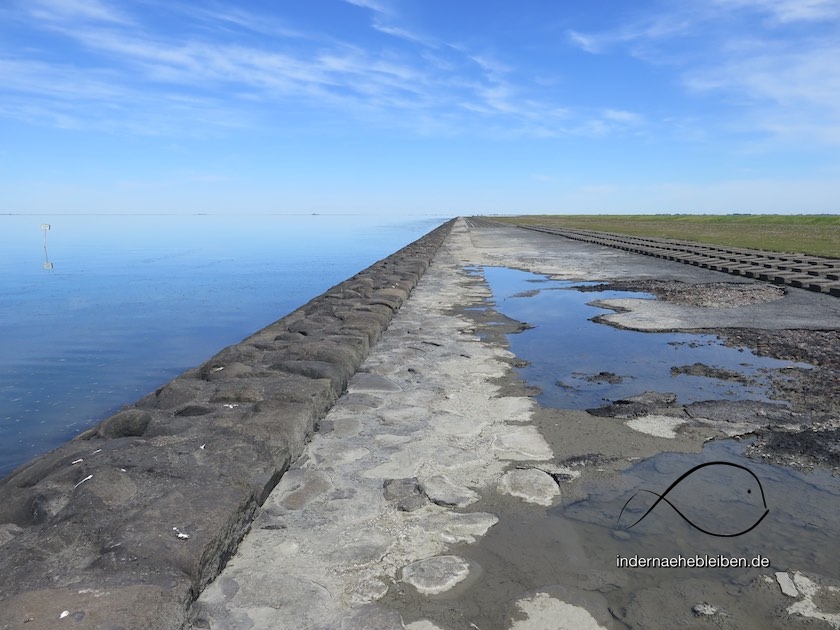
[776, 571, 799, 597]
[420, 474, 479, 507]
[491, 426, 554, 460]
[349, 372, 403, 392]
[401, 555, 471, 595]
[97, 409, 152, 438]
[508, 592, 608, 629]
[383, 477, 426, 511]
[339, 604, 405, 629]
[0, 581, 192, 630]
[0, 522, 23, 547]
[625, 414, 686, 439]
[499, 468, 561, 506]
[0, 219, 455, 629]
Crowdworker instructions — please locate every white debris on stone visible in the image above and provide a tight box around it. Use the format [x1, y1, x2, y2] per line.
[625, 415, 686, 439]
[776, 571, 799, 597]
[787, 572, 840, 628]
[73, 474, 93, 489]
[405, 621, 446, 630]
[499, 469, 560, 506]
[509, 592, 607, 629]
[402, 555, 471, 595]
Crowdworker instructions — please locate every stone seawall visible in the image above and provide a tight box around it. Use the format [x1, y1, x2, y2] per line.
[0, 218, 455, 629]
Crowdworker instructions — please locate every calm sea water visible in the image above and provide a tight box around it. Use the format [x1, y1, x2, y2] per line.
[0, 214, 448, 478]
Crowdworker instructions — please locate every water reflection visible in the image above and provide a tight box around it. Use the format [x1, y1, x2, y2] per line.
[482, 266, 810, 409]
[41, 223, 53, 270]
[0, 213, 448, 478]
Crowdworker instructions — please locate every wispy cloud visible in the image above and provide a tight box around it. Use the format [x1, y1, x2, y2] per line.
[710, 0, 840, 24]
[3, 0, 758, 144]
[27, 0, 132, 24]
[567, 30, 601, 54]
[5, 0, 620, 139]
[343, 0, 439, 48]
[566, 0, 840, 144]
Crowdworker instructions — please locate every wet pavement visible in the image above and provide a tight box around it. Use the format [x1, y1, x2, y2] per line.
[192, 218, 840, 629]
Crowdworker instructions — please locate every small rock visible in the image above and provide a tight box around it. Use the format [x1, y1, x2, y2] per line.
[776, 571, 799, 597]
[435, 512, 498, 543]
[97, 409, 152, 438]
[420, 475, 479, 507]
[692, 603, 718, 616]
[492, 427, 553, 460]
[499, 468, 560, 506]
[383, 478, 426, 512]
[585, 372, 623, 384]
[402, 556, 471, 595]
[618, 391, 677, 406]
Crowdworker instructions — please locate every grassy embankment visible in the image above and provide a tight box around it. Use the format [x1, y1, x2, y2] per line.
[487, 215, 840, 259]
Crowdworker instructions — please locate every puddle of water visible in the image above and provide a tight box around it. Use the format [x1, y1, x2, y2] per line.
[560, 439, 840, 582]
[385, 265, 837, 627]
[441, 441, 840, 628]
[481, 266, 808, 409]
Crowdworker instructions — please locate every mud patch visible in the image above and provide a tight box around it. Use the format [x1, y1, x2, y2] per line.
[671, 362, 750, 383]
[747, 428, 840, 472]
[580, 280, 786, 308]
[714, 328, 840, 417]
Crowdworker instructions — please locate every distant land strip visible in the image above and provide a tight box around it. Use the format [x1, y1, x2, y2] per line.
[487, 214, 840, 259]
[473, 216, 840, 297]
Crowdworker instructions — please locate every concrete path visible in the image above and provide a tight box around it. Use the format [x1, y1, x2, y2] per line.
[192, 219, 840, 629]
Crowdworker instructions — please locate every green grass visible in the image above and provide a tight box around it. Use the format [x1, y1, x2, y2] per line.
[485, 214, 840, 258]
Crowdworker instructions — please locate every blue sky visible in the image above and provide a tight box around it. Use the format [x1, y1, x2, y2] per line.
[2, 0, 839, 215]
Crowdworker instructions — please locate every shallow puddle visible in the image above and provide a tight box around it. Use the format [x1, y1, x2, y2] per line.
[442, 443, 840, 628]
[482, 266, 809, 410]
[561, 439, 840, 580]
[444, 266, 840, 628]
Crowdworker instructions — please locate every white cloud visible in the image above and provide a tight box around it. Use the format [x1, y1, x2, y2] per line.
[710, 0, 840, 24]
[567, 30, 601, 54]
[27, 0, 131, 24]
[566, 0, 840, 145]
[0, 1, 697, 141]
[603, 109, 644, 125]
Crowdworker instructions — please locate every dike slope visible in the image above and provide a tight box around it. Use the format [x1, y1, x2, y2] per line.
[0, 219, 454, 630]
